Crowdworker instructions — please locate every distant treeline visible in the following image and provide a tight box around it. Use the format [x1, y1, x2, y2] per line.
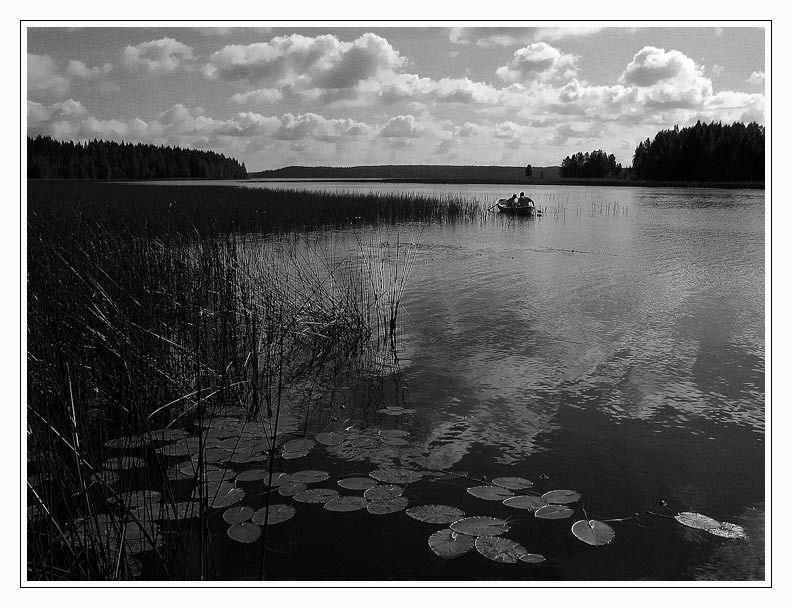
[250, 164, 560, 181]
[560, 150, 624, 179]
[631, 121, 764, 182]
[27, 136, 247, 180]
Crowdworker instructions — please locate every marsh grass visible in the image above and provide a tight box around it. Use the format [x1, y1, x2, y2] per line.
[26, 181, 464, 580]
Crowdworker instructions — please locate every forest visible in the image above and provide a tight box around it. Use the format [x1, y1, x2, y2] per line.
[631, 121, 764, 182]
[559, 150, 623, 179]
[27, 136, 247, 180]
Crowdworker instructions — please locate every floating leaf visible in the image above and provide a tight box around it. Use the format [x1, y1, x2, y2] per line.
[157, 443, 191, 457]
[450, 516, 510, 537]
[104, 436, 148, 450]
[283, 438, 315, 453]
[207, 487, 245, 509]
[380, 437, 410, 447]
[708, 522, 747, 539]
[337, 477, 378, 491]
[324, 496, 369, 512]
[148, 428, 187, 442]
[467, 486, 514, 501]
[104, 456, 145, 470]
[542, 489, 581, 504]
[278, 481, 307, 497]
[261, 472, 290, 487]
[364, 485, 403, 500]
[160, 502, 199, 521]
[251, 504, 296, 526]
[112, 491, 161, 509]
[203, 468, 232, 482]
[674, 511, 721, 531]
[223, 506, 254, 524]
[229, 450, 264, 464]
[572, 519, 616, 546]
[367, 496, 408, 515]
[316, 432, 346, 446]
[281, 450, 309, 460]
[406, 504, 465, 524]
[492, 477, 533, 490]
[428, 528, 475, 559]
[378, 430, 409, 438]
[227, 522, 261, 543]
[503, 495, 548, 512]
[350, 437, 376, 448]
[293, 488, 339, 504]
[287, 470, 330, 484]
[369, 468, 423, 485]
[475, 536, 530, 564]
[235, 469, 269, 483]
[202, 448, 232, 464]
[519, 553, 546, 564]
[535, 505, 574, 519]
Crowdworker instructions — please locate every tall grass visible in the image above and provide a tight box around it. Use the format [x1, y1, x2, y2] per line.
[26, 182, 443, 580]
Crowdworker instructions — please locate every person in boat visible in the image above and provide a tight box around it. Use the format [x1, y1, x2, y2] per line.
[518, 191, 535, 208]
[506, 193, 518, 208]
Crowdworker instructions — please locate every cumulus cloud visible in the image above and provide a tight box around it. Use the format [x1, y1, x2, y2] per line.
[496, 43, 577, 83]
[230, 88, 284, 105]
[28, 53, 70, 97]
[747, 71, 765, 86]
[122, 38, 194, 74]
[449, 27, 602, 47]
[711, 64, 725, 77]
[66, 60, 113, 80]
[380, 115, 420, 138]
[273, 113, 368, 142]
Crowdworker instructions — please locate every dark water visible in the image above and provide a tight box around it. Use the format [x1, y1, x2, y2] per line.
[154, 183, 767, 581]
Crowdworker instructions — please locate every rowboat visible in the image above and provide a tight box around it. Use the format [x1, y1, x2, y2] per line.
[496, 203, 542, 217]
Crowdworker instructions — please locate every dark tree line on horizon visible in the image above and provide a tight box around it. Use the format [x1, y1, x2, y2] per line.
[559, 150, 623, 179]
[631, 121, 764, 182]
[27, 136, 247, 180]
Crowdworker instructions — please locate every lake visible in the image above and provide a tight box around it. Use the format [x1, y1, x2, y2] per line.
[198, 181, 765, 581]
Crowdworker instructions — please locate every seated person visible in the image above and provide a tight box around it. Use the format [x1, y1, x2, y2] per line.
[518, 191, 535, 208]
[506, 193, 518, 207]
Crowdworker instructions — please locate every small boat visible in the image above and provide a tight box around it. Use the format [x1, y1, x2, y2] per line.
[497, 203, 542, 217]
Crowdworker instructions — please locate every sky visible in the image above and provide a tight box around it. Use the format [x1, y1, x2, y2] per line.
[25, 23, 767, 172]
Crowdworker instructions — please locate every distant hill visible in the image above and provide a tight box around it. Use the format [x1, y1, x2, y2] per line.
[248, 165, 561, 182]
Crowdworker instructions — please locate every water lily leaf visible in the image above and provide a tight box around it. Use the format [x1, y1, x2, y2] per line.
[157, 443, 191, 457]
[467, 486, 514, 501]
[708, 522, 747, 539]
[369, 468, 423, 485]
[380, 437, 410, 447]
[519, 553, 546, 564]
[378, 430, 409, 438]
[235, 469, 270, 482]
[278, 481, 307, 497]
[535, 505, 574, 519]
[475, 536, 530, 564]
[316, 432, 346, 446]
[367, 496, 409, 515]
[281, 450, 309, 460]
[337, 477, 378, 491]
[406, 504, 466, 524]
[324, 496, 369, 512]
[251, 504, 296, 526]
[283, 438, 315, 453]
[112, 491, 162, 509]
[104, 436, 148, 450]
[492, 477, 533, 490]
[293, 488, 339, 504]
[160, 502, 199, 521]
[148, 428, 187, 442]
[503, 496, 548, 512]
[202, 448, 232, 464]
[206, 487, 245, 509]
[261, 472, 290, 487]
[572, 519, 616, 546]
[229, 450, 264, 464]
[350, 437, 376, 448]
[674, 511, 721, 531]
[542, 489, 581, 504]
[364, 485, 403, 500]
[104, 456, 146, 470]
[223, 506, 254, 524]
[287, 470, 330, 484]
[428, 528, 476, 559]
[450, 516, 510, 537]
[203, 468, 233, 482]
[227, 522, 261, 543]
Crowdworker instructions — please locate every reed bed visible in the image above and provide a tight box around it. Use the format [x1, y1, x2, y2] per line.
[26, 182, 439, 580]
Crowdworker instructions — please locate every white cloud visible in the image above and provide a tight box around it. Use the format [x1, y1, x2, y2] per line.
[230, 88, 284, 105]
[122, 38, 194, 74]
[449, 27, 602, 47]
[380, 115, 420, 138]
[711, 64, 725, 77]
[496, 43, 577, 83]
[66, 60, 113, 80]
[28, 53, 70, 97]
[747, 71, 765, 86]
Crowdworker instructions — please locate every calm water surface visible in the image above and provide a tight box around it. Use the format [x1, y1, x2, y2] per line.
[166, 182, 766, 581]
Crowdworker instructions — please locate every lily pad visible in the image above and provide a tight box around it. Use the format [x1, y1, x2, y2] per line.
[364, 485, 403, 501]
[235, 469, 270, 483]
[261, 472, 290, 487]
[378, 430, 409, 438]
[252, 504, 296, 526]
[316, 432, 346, 446]
[293, 488, 339, 504]
[207, 487, 245, 509]
[428, 528, 476, 559]
[278, 481, 307, 497]
[367, 496, 409, 515]
[535, 504, 574, 519]
[380, 437, 410, 447]
[406, 504, 466, 524]
[708, 522, 747, 539]
[475, 536, 530, 564]
[369, 468, 423, 485]
[156, 443, 191, 457]
[467, 486, 514, 501]
[112, 491, 162, 509]
[519, 553, 546, 564]
[503, 495, 548, 512]
[337, 477, 378, 491]
[281, 450, 309, 460]
[571, 519, 616, 546]
[350, 437, 377, 448]
[104, 436, 148, 450]
[283, 438, 315, 453]
[104, 456, 146, 470]
[492, 477, 533, 490]
[674, 511, 722, 531]
[450, 516, 510, 537]
[223, 506, 254, 524]
[160, 502, 199, 521]
[229, 450, 264, 464]
[324, 496, 369, 512]
[227, 522, 261, 543]
[542, 489, 581, 504]
[148, 428, 187, 442]
[287, 470, 330, 484]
